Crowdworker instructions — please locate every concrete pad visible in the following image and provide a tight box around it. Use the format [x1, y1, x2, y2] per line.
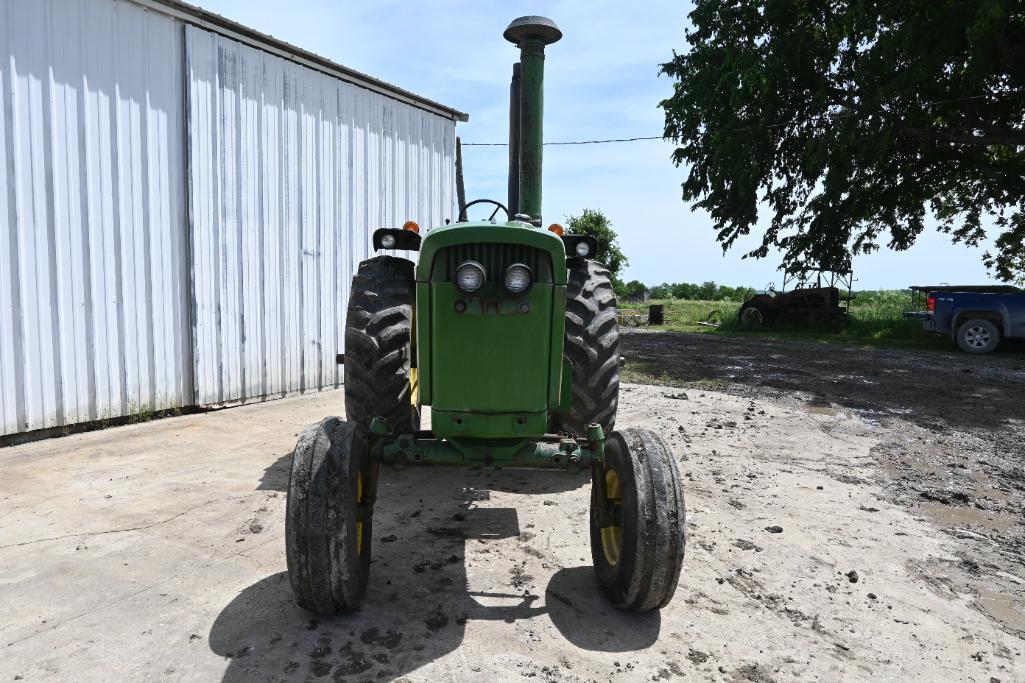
[1, 385, 1022, 681]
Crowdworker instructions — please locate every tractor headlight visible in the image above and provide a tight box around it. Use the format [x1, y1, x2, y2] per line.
[574, 241, 591, 258]
[504, 263, 533, 295]
[380, 233, 396, 249]
[455, 261, 486, 294]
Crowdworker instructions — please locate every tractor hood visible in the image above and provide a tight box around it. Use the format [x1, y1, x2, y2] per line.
[415, 221, 567, 284]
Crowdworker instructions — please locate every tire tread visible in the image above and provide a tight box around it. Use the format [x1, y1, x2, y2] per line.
[286, 418, 373, 615]
[556, 259, 620, 435]
[590, 427, 686, 612]
[344, 256, 416, 432]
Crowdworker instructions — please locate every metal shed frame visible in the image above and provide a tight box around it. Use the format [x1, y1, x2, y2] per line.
[131, 0, 468, 123]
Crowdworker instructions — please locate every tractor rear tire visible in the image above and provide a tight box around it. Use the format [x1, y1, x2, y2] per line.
[739, 302, 771, 328]
[590, 428, 686, 612]
[554, 258, 620, 436]
[286, 418, 376, 615]
[344, 256, 417, 433]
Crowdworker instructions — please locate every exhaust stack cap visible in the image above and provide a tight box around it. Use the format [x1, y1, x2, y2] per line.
[503, 16, 562, 46]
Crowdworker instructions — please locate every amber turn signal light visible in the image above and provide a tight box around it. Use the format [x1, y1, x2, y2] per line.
[548, 223, 564, 236]
[402, 220, 420, 233]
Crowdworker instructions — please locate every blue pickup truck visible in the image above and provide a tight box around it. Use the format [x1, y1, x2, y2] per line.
[905, 285, 1025, 354]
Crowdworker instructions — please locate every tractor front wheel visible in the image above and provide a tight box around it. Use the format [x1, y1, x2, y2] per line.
[286, 418, 376, 615]
[590, 428, 685, 612]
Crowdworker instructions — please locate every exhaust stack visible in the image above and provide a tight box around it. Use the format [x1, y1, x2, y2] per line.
[507, 63, 521, 217]
[504, 16, 562, 225]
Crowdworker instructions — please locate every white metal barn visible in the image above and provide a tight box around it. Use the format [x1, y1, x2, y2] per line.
[0, 0, 466, 438]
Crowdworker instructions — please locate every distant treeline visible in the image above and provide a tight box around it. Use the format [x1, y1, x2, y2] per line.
[615, 281, 915, 305]
[615, 279, 756, 302]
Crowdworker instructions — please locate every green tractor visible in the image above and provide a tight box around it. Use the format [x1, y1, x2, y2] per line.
[285, 16, 685, 615]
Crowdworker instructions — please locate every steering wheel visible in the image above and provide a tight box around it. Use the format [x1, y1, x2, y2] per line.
[462, 198, 510, 222]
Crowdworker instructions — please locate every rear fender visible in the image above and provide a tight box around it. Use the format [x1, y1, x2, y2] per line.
[951, 309, 1008, 338]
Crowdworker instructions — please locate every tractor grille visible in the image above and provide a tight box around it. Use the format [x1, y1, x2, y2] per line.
[436, 243, 551, 283]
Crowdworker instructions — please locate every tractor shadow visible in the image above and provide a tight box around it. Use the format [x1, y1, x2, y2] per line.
[213, 468, 658, 681]
[257, 451, 589, 494]
[257, 451, 292, 491]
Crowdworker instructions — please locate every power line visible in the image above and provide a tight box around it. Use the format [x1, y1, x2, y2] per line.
[462, 135, 664, 146]
[460, 93, 1020, 146]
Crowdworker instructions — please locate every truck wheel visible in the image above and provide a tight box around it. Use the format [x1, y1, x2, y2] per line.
[286, 418, 376, 615]
[554, 258, 620, 436]
[739, 302, 770, 328]
[956, 319, 1001, 354]
[590, 428, 686, 612]
[345, 256, 417, 433]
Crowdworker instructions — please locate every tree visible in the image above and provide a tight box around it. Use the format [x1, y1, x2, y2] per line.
[670, 282, 697, 300]
[660, 1, 1025, 282]
[618, 279, 647, 298]
[566, 209, 629, 280]
[695, 281, 719, 300]
[649, 283, 673, 299]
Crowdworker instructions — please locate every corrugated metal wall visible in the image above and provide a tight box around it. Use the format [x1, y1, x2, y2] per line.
[0, 0, 191, 435]
[185, 26, 455, 406]
[0, 0, 457, 436]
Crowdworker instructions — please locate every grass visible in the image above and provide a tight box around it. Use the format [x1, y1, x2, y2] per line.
[619, 290, 955, 351]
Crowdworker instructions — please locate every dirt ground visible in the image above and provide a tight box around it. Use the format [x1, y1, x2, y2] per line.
[1, 331, 1024, 682]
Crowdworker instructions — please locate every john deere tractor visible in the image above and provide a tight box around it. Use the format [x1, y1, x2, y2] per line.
[285, 16, 685, 615]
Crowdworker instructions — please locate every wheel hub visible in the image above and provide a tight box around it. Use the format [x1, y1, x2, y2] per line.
[965, 326, 990, 348]
[742, 307, 763, 327]
[356, 470, 364, 555]
[600, 469, 623, 566]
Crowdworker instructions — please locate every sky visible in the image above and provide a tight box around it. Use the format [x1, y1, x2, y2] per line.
[198, 0, 1005, 291]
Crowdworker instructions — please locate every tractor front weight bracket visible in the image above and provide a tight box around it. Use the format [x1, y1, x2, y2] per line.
[587, 422, 614, 528]
[368, 417, 604, 472]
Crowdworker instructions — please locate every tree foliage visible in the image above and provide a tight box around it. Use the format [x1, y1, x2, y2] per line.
[660, 1, 1025, 281]
[618, 279, 648, 298]
[566, 208, 629, 280]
